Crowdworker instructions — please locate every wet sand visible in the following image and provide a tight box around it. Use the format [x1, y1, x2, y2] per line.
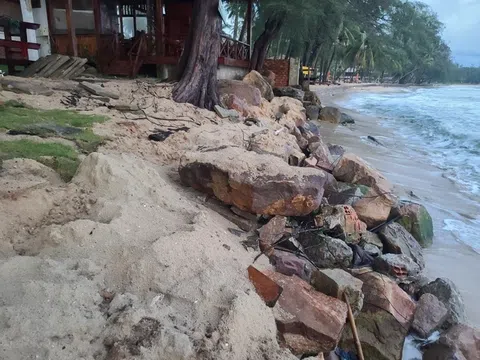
[313, 84, 480, 327]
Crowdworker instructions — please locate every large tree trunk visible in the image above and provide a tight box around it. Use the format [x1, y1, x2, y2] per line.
[249, 12, 286, 72]
[172, 0, 221, 110]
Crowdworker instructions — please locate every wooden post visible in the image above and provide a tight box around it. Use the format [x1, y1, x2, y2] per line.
[246, 0, 253, 58]
[65, 0, 77, 56]
[344, 294, 365, 360]
[155, 0, 164, 55]
[92, 0, 102, 54]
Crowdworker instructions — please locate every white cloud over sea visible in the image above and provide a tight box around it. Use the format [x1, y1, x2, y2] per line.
[421, 0, 480, 66]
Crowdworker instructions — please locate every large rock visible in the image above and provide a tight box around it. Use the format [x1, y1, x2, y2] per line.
[298, 232, 353, 269]
[423, 324, 480, 360]
[273, 87, 305, 102]
[305, 105, 321, 121]
[319, 107, 342, 124]
[340, 272, 416, 360]
[270, 251, 313, 282]
[271, 97, 307, 128]
[360, 231, 383, 250]
[267, 272, 348, 355]
[333, 153, 396, 227]
[303, 90, 321, 106]
[412, 293, 448, 338]
[391, 201, 434, 248]
[179, 147, 327, 216]
[325, 182, 370, 207]
[311, 268, 364, 315]
[309, 139, 335, 172]
[314, 205, 367, 243]
[419, 278, 466, 328]
[243, 70, 274, 101]
[378, 222, 425, 269]
[218, 79, 262, 106]
[248, 128, 305, 164]
[258, 216, 287, 255]
[373, 254, 421, 280]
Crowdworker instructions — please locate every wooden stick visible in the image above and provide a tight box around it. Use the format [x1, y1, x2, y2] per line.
[344, 293, 365, 360]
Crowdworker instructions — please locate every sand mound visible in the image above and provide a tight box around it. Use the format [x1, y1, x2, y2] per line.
[0, 152, 293, 360]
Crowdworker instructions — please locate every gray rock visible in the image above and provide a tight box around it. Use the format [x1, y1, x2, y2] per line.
[298, 232, 353, 269]
[378, 222, 425, 270]
[362, 243, 382, 257]
[423, 324, 480, 360]
[327, 143, 346, 157]
[213, 105, 240, 120]
[303, 90, 321, 105]
[419, 278, 467, 329]
[341, 112, 355, 124]
[305, 104, 320, 120]
[360, 231, 384, 250]
[412, 293, 448, 338]
[273, 87, 305, 101]
[1, 79, 54, 96]
[325, 182, 370, 207]
[311, 268, 364, 315]
[373, 254, 421, 280]
[319, 106, 342, 123]
[390, 201, 434, 248]
[79, 81, 120, 99]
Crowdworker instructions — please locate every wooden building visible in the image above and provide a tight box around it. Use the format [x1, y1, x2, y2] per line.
[43, 0, 254, 77]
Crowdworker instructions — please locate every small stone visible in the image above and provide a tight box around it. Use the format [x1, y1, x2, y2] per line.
[412, 293, 448, 338]
[214, 105, 240, 120]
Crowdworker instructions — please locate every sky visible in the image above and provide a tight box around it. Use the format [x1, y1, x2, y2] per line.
[421, 0, 480, 66]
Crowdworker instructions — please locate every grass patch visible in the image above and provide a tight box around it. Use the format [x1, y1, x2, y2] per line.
[0, 102, 108, 181]
[0, 140, 80, 181]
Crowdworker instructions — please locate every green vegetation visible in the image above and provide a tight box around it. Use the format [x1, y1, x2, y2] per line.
[226, 0, 480, 84]
[0, 101, 107, 181]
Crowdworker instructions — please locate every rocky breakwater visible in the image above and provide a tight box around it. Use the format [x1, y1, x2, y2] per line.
[178, 75, 477, 359]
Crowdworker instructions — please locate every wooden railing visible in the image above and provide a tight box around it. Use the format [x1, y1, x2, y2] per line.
[220, 35, 250, 61]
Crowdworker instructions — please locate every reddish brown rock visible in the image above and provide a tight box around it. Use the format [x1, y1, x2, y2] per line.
[248, 266, 283, 307]
[412, 293, 448, 338]
[358, 271, 416, 327]
[333, 153, 397, 227]
[267, 272, 348, 355]
[221, 94, 250, 116]
[179, 147, 327, 216]
[314, 205, 367, 243]
[340, 271, 416, 360]
[423, 324, 480, 360]
[258, 216, 287, 255]
[243, 70, 274, 101]
[218, 79, 262, 106]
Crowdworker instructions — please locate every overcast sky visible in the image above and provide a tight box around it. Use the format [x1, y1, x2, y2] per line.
[421, 0, 480, 66]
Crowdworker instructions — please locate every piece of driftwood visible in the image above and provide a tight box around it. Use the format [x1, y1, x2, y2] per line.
[344, 293, 365, 360]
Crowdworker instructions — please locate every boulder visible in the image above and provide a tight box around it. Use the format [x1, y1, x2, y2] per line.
[221, 94, 250, 116]
[258, 216, 287, 255]
[309, 139, 335, 172]
[362, 243, 382, 257]
[262, 69, 276, 87]
[270, 251, 313, 282]
[314, 205, 367, 243]
[340, 272, 416, 360]
[298, 232, 353, 269]
[378, 222, 425, 269]
[306, 105, 321, 121]
[304, 90, 321, 106]
[327, 144, 345, 157]
[273, 87, 305, 102]
[218, 79, 262, 106]
[179, 147, 327, 216]
[271, 97, 307, 127]
[243, 70, 274, 101]
[373, 254, 421, 280]
[423, 324, 480, 360]
[333, 153, 396, 227]
[248, 266, 283, 307]
[319, 107, 342, 124]
[311, 268, 364, 315]
[248, 128, 304, 164]
[412, 293, 448, 338]
[341, 112, 355, 124]
[325, 182, 370, 207]
[360, 231, 383, 250]
[398, 274, 430, 298]
[390, 201, 434, 248]
[419, 278, 466, 328]
[301, 80, 310, 92]
[267, 272, 348, 355]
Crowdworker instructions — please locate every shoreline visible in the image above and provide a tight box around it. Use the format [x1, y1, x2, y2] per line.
[314, 84, 480, 327]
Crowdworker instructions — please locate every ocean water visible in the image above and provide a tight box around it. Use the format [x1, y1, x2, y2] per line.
[337, 85, 480, 253]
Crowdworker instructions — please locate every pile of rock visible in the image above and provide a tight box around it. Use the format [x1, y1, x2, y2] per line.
[179, 71, 477, 359]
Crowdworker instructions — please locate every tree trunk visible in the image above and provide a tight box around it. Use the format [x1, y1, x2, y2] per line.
[249, 12, 286, 72]
[239, 8, 247, 42]
[233, 10, 239, 40]
[172, 0, 221, 110]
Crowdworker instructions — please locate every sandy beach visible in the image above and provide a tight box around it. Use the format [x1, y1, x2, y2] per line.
[313, 84, 480, 327]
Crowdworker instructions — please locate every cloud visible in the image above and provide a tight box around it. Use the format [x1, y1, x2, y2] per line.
[421, 0, 480, 66]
